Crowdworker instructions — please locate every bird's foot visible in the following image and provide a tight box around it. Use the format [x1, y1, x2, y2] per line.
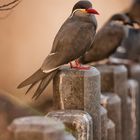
[70, 60, 90, 70]
[72, 65, 90, 70]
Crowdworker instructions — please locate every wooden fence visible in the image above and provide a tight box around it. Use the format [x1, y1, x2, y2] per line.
[0, 63, 140, 140]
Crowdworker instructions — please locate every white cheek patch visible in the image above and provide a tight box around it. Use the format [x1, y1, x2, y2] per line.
[69, 9, 86, 18]
[70, 9, 80, 18]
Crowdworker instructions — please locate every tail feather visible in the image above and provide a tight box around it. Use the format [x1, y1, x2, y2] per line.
[18, 69, 46, 88]
[25, 81, 39, 95]
[32, 70, 58, 99]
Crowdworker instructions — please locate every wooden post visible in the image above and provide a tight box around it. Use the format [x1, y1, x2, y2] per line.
[96, 64, 128, 140]
[47, 110, 93, 140]
[126, 96, 133, 140]
[100, 106, 107, 140]
[128, 79, 139, 140]
[107, 119, 115, 140]
[101, 93, 122, 140]
[0, 110, 9, 140]
[9, 116, 75, 140]
[128, 64, 140, 140]
[53, 66, 101, 140]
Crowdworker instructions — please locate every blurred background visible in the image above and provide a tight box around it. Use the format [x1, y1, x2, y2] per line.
[0, 0, 133, 104]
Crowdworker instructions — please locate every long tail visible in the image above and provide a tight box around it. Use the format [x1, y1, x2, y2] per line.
[18, 69, 58, 99]
[32, 70, 58, 99]
[17, 69, 46, 88]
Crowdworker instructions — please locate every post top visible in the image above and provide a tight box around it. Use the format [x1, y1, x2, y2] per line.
[101, 93, 121, 105]
[96, 64, 127, 74]
[107, 119, 115, 129]
[10, 116, 65, 132]
[100, 106, 107, 115]
[130, 64, 140, 72]
[58, 66, 100, 77]
[47, 110, 93, 124]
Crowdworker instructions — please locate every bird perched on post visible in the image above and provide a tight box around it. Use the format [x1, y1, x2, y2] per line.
[110, 21, 140, 64]
[18, 0, 99, 99]
[126, 0, 140, 23]
[79, 13, 132, 64]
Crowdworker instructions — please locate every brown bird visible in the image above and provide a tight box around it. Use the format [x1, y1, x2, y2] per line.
[79, 13, 132, 64]
[18, 0, 99, 99]
[110, 21, 140, 64]
[126, 0, 140, 22]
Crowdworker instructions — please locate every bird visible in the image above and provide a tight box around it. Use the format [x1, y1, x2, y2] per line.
[17, 0, 99, 99]
[110, 21, 140, 64]
[79, 13, 132, 64]
[126, 0, 140, 23]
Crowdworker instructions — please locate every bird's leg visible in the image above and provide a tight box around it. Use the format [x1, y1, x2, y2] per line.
[73, 60, 90, 70]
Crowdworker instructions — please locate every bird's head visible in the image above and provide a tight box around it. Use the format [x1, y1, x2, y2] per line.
[72, 0, 99, 15]
[110, 14, 132, 26]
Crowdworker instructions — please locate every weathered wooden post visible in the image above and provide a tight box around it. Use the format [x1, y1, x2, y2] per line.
[0, 90, 43, 140]
[47, 110, 93, 140]
[128, 79, 139, 140]
[128, 64, 140, 140]
[101, 94, 121, 140]
[9, 116, 75, 140]
[107, 119, 115, 140]
[126, 96, 133, 140]
[0, 109, 9, 140]
[53, 66, 101, 140]
[100, 106, 107, 140]
[96, 64, 128, 140]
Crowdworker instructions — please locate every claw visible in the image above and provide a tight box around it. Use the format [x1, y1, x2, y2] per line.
[72, 65, 90, 70]
[69, 60, 90, 70]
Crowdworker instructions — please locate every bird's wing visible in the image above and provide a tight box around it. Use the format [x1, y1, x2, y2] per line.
[18, 19, 96, 90]
[80, 20, 127, 64]
[112, 28, 140, 62]
[127, 28, 140, 61]
[41, 19, 96, 72]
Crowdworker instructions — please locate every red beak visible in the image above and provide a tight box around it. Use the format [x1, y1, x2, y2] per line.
[86, 8, 99, 15]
